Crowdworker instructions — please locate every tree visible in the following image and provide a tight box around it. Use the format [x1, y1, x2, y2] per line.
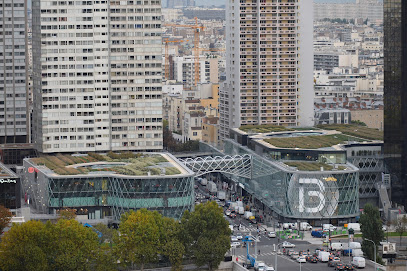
[58, 208, 77, 220]
[114, 209, 161, 270]
[48, 219, 100, 271]
[0, 219, 100, 271]
[394, 215, 407, 245]
[181, 201, 231, 271]
[160, 217, 185, 271]
[0, 220, 51, 271]
[359, 204, 384, 261]
[93, 223, 117, 244]
[0, 205, 12, 234]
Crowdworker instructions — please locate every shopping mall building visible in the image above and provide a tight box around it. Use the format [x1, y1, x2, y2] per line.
[22, 153, 195, 222]
[225, 125, 385, 225]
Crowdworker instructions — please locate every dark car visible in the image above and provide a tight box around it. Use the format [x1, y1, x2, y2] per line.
[309, 256, 318, 263]
[335, 263, 346, 271]
[306, 255, 312, 262]
[328, 257, 341, 267]
[344, 264, 354, 270]
[230, 213, 237, 219]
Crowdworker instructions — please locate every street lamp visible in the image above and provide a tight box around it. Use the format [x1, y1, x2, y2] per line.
[365, 238, 376, 271]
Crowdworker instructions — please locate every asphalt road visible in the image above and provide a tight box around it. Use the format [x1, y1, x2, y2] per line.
[194, 179, 380, 271]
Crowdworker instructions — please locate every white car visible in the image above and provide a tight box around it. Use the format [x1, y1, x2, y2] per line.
[231, 241, 240, 248]
[231, 236, 238, 242]
[282, 241, 295, 248]
[225, 210, 231, 216]
[268, 231, 276, 238]
[236, 234, 243, 240]
[297, 256, 306, 263]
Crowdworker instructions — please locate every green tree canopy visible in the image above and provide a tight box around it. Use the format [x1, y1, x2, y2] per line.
[0, 219, 100, 271]
[0, 204, 12, 234]
[359, 204, 384, 261]
[0, 220, 50, 271]
[181, 201, 231, 271]
[114, 209, 162, 270]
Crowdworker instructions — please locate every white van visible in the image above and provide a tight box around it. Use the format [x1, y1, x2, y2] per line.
[347, 223, 361, 232]
[331, 242, 343, 250]
[299, 222, 313, 231]
[323, 224, 337, 231]
[318, 251, 330, 262]
[349, 242, 362, 249]
[352, 257, 366, 268]
[352, 249, 364, 257]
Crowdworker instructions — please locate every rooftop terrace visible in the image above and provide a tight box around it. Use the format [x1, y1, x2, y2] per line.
[30, 152, 183, 176]
[263, 133, 362, 149]
[283, 161, 347, 171]
[317, 124, 383, 141]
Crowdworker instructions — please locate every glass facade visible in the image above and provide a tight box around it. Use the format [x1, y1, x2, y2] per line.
[384, 0, 407, 207]
[23, 160, 195, 221]
[224, 140, 359, 220]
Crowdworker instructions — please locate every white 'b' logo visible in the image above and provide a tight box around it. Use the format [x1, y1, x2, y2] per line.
[298, 178, 326, 213]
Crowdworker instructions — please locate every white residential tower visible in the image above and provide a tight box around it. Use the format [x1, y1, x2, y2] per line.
[220, 0, 314, 139]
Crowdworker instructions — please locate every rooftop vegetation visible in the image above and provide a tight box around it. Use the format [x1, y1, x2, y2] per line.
[30, 152, 181, 176]
[264, 134, 362, 149]
[317, 124, 383, 141]
[239, 125, 294, 133]
[284, 161, 347, 171]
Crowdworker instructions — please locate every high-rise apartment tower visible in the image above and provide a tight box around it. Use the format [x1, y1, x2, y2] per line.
[0, 0, 29, 144]
[32, 0, 163, 153]
[220, 0, 314, 139]
[384, 0, 407, 207]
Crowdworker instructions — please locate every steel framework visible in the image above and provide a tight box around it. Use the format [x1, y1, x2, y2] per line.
[179, 154, 252, 178]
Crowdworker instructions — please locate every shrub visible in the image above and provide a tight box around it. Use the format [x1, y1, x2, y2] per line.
[87, 153, 106, 161]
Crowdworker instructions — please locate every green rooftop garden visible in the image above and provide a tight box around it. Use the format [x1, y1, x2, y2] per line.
[239, 125, 294, 133]
[31, 152, 181, 176]
[317, 124, 383, 141]
[264, 134, 362, 149]
[284, 161, 347, 171]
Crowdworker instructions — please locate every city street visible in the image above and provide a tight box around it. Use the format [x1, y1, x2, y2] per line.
[195, 178, 381, 271]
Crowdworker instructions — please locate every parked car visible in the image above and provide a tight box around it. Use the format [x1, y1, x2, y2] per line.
[268, 231, 276, 238]
[297, 256, 306, 263]
[282, 241, 295, 248]
[311, 230, 327, 238]
[231, 242, 240, 248]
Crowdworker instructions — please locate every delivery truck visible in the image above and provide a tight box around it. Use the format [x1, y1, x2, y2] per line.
[207, 181, 217, 194]
[244, 211, 253, 220]
[217, 191, 226, 200]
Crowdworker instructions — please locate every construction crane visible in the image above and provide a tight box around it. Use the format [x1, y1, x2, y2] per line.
[163, 38, 188, 80]
[164, 17, 205, 86]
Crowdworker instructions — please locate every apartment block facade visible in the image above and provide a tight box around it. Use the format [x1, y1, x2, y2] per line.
[220, 0, 314, 139]
[32, 0, 163, 153]
[0, 0, 29, 144]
